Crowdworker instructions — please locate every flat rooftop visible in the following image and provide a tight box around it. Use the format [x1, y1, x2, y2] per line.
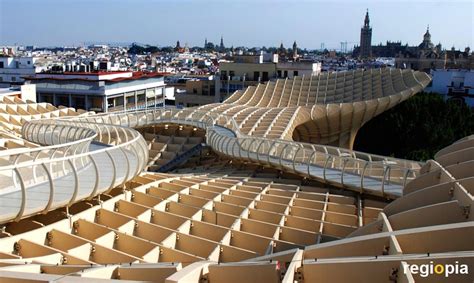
[26, 71, 165, 82]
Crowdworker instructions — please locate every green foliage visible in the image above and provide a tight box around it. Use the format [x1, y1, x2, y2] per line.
[354, 92, 474, 161]
[127, 44, 161, 54]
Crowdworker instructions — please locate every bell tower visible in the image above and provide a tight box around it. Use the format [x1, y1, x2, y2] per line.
[359, 9, 372, 59]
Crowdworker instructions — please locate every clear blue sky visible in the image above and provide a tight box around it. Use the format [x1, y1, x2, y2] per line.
[1, 0, 472, 50]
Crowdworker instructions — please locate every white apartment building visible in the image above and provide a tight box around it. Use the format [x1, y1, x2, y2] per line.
[27, 71, 167, 112]
[219, 53, 321, 96]
[276, 61, 322, 79]
[427, 69, 474, 108]
[0, 57, 39, 87]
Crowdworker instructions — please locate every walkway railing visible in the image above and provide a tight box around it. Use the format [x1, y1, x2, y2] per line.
[1, 106, 422, 224]
[0, 116, 148, 224]
[95, 107, 422, 197]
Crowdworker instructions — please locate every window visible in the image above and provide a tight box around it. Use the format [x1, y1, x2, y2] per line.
[253, 71, 259, 81]
[107, 98, 115, 108]
[221, 71, 227, 80]
[277, 70, 282, 78]
[293, 71, 298, 77]
[11, 77, 16, 82]
[262, 72, 269, 81]
[193, 88, 197, 94]
[284, 70, 288, 78]
[0, 62, 3, 68]
[27, 61, 31, 64]
[229, 71, 235, 79]
[115, 96, 124, 106]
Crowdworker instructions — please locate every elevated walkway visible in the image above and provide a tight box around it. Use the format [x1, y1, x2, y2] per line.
[0, 107, 420, 224]
[0, 68, 430, 223]
[0, 142, 139, 223]
[107, 108, 419, 198]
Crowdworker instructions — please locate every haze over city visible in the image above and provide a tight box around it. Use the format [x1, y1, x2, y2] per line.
[1, 0, 473, 49]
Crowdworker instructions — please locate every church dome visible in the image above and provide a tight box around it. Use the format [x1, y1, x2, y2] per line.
[418, 26, 434, 50]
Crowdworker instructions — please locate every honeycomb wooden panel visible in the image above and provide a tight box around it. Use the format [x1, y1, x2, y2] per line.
[194, 68, 431, 148]
[1, 70, 473, 282]
[1, 134, 472, 282]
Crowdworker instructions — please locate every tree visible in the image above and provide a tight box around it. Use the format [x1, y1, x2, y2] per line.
[205, 42, 215, 51]
[354, 92, 474, 161]
[128, 44, 160, 54]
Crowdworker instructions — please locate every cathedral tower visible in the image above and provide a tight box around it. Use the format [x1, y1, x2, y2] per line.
[359, 9, 372, 59]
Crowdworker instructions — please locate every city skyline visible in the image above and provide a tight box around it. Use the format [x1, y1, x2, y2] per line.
[1, 0, 473, 50]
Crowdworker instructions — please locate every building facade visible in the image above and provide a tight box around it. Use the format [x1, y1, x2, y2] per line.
[353, 41, 408, 58]
[395, 28, 474, 72]
[0, 84, 36, 101]
[0, 57, 38, 87]
[174, 75, 220, 107]
[220, 53, 321, 97]
[427, 69, 474, 107]
[276, 61, 321, 79]
[27, 71, 166, 112]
